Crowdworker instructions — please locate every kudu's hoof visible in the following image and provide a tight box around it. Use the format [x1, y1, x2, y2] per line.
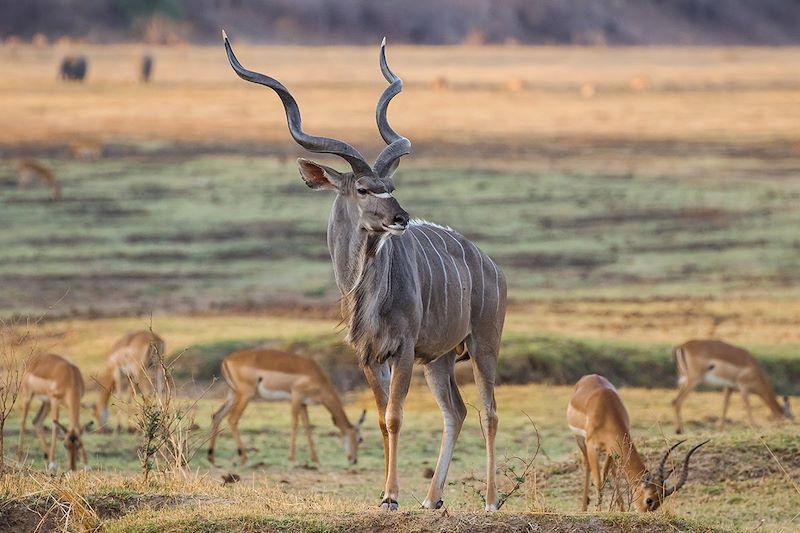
[380, 498, 399, 511]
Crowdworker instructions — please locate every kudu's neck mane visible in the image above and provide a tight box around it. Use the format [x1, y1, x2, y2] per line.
[329, 194, 401, 367]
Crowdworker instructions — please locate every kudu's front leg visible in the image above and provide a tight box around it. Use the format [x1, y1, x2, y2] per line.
[363, 362, 391, 499]
[382, 353, 414, 510]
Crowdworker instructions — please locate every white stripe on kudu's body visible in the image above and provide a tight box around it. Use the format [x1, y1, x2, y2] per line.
[223, 34, 507, 511]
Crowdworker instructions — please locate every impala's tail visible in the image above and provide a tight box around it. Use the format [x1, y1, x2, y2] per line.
[219, 358, 235, 391]
[674, 346, 688, 385]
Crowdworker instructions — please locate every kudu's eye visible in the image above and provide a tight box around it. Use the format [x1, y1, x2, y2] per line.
[356, 188, 368, 196]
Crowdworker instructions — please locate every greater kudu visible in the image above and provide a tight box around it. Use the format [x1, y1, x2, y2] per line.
[223, 32, 507, 511]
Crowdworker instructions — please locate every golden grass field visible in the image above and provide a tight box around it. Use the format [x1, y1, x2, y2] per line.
[1, 42, 800, 531]
[3, 44, 800, 156]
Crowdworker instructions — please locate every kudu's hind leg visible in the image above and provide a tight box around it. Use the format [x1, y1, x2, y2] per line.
[469, 336, 500, 511]
[422, 351, 466, 509]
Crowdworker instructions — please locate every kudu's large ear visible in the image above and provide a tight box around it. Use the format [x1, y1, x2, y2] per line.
[297, 158, 341, 191]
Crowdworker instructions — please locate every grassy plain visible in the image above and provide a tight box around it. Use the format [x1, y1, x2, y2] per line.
[2, 312, 798, 531]
[2, 46, 800, 316]
[1, 43, 800, 531]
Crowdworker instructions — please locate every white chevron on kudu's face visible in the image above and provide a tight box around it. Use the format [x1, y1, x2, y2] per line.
[223, 32, 506, 512]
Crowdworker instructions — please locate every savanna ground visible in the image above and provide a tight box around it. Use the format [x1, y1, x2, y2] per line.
[0, 43, 799, 531]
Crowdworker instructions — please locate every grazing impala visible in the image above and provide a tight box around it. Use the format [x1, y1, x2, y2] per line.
[17, 159, 61, 200]
[223, 33, 506, 511]
[568, 374, 707, 512]
[207, 348, 366, 466]
[95, 330, 166, 430]
[17, 353, 91, 471]
[672, 339, 792, 433]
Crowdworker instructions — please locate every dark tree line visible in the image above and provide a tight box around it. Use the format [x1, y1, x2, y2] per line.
[1, 0, 800, 45]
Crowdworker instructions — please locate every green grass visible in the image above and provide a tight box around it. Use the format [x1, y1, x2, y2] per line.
[3, 382, 797, 531]
[172, 331, 800, 395]
[2, 152, 800, 316]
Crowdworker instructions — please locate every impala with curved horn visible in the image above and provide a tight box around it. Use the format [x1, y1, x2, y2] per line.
[223, 32, 506, 511]
[567, 374, 707, 512]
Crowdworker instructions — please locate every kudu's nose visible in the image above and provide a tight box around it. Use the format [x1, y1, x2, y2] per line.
[393, 212, 409, 227]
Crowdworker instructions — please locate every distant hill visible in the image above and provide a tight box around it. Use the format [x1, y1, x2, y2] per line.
[2, 0, 800, 45]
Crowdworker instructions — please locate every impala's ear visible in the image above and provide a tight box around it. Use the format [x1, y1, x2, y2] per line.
[297, 158, 341, 191]
[83, 420, 95, 433]
[357, 409, 367, 426]
[53, 420, 68, 436]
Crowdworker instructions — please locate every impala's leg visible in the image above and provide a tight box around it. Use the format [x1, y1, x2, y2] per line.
[575, 436, 590, 511]
[719, 387, 733, 430]
[114, 368, 125, 433]
[227, 395, 251, 464]
[299, 405, 319, 464]
[382, 351, 414, 511]
[586, 445, 603, 511]
[288, 397, 301, 464]
[207, 391, 236, 465]
[470, 343, 500, 511]
[16, 391, 33, 463]
[672, 377, 700, 434]
[422, 351, 466, 509]
[612, 459, 625, 511]
[153, 344, 166, 398]
[740, 387, 756, 427]
[80, 438, 89, 467]
[601, 454, 616, 511]
[363, 362, 391, 487]
[31, 401, 50, 461]
[48, 400, 60, 471]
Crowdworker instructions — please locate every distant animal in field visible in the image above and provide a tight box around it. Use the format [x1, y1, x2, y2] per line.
[17, 353, 93, 471]
[94, 330, 166, 431]
[431, 75, 449, 91]
[224, 33, 506, 512]
[69, 140, 103, 160]
[208, 348, 366, 466]
[672, 339, 793, 433]
[568, 374, 707, 512]
[60, 55, 87, 81]
[141, 54, 154, 83]
[16, 159, 61, 200]
[506, 76, 526, 92]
